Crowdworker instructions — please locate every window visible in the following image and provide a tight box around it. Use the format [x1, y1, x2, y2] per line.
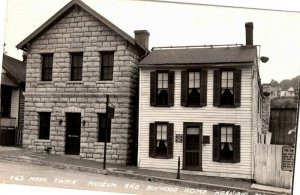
[213, 70, 241, 107]
[150, 71, 174, 107]
[101, 52, 114, 80]
[1, 85, 12, 117]
[221, 71, 234, 106]
[71, 52, 83, 81]
[181, 70, 207, 107]
[157, 72, 168, 105]
[39, 112, 51, 140]
[213, 124, 240, 162]
[41, 54, 53, 81]
[149, 122, 174, 158]
[98, 113, 111, 142]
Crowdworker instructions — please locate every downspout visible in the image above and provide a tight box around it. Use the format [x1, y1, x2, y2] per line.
[137, 68, 142, 167]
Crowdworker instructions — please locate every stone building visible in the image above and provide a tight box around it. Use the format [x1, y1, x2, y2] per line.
[17, 0, 149, 165]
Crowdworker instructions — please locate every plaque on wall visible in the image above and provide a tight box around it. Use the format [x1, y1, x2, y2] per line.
[175, 134, 183, 143]
[282, 146, 295, 171]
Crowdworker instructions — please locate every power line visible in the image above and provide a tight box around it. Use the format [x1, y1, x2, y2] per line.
[133, 0, 300, 13]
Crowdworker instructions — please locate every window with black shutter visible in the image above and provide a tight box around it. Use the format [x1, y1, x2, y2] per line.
[181, 70, 207, 107]
[71, 52, 83, 81]
[213, 69, 241, 107]
[213, 124, 240, 163]
[41, 54, 53, 81]
[149, 122, 174, 158]
[39, 112, 51, 140]
[101, 52, 114, 80]
[1, 86, 12, 117]
[98, 113, 111, 142]
[150, 71, 174, 107]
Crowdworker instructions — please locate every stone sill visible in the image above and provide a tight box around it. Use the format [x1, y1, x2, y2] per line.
[94, 142, 112, 146]
[96, 81, 115, 84]
[66, 81, 84, 84]
[34, 139, 51, 143]
[37, 81, 54, 85]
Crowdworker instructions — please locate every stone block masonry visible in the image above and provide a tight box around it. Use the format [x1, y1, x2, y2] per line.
[23, 6, 141, 165]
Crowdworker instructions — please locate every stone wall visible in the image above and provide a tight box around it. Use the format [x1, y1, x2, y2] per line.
[23, 6, 141, 165]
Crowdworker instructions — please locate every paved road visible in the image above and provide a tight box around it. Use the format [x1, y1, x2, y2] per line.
[0, 159, 214, 195]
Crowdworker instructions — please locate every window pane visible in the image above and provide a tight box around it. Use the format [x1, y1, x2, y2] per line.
[163, 73, 168, 81]
[221, 134, 227, 142]
[195, 72, 200, 80]
[221, 72, 227, 80]
[187, 127, 199, 135]
[158, 73, 163, 81]
[156, 124, 161, 139]
[228, 79, 233, 88]
[157, 79, 163, 89]
[228, 71, 234, 79]
[221, 79, 227, 88]
[194, 79, 200, 88]
[163, 80, 168, 88]
[161, 126, 167, 140]
[227, 127, 233, 135]
[227, 135, 233, 143]
[221, 127, 226, 135]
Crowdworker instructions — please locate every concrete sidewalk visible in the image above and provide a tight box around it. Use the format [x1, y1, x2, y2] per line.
[0, 146, 289, 195]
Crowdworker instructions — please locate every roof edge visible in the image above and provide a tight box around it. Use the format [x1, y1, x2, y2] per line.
[16, 0, 148, 53]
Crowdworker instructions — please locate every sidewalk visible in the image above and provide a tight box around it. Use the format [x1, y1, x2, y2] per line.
[0, 146, 289, 195]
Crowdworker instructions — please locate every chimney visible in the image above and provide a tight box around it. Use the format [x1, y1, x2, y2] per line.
[134, 30, 150, 50]
[245, 22, 253, 45]
[22, 52, 27, 63]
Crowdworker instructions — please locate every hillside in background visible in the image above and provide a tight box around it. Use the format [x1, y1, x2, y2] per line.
[270, 75, 300, 90]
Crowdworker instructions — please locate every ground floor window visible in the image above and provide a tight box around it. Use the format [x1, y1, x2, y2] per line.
[39, 112, 51, 140]
[98, 113, 111, 142]
[213, 124, 240, 163]
[149, 122, 174, 158]
[1, 85, 12, 117]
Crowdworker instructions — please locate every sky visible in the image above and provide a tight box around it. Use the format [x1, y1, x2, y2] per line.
[1, 0, 300, 83]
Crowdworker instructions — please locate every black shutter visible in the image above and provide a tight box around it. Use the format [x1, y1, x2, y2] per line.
[213, 125, 220, 162]
[167, 123, 174, 158]
[168, 71, 175, 106]
[234, 70, 241, 107]
[149, 123, 156, 157]
[181, 71, 188, 106]
[200, 70, 207, 107]
[213, 70, 220, 106]
[233, 125, 241, 162]
[150, 72, 157, 106]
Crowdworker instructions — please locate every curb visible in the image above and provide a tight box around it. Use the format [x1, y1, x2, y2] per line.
[0, 154, 285, 195]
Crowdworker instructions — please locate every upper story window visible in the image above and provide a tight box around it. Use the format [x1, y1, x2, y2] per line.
[181, 70, 207, 107]
[213, 124, 240, 163]
[188, 72, 201, 106]
[101, 52, 114, 80]
[157, 72, 169, 106]
[41, 54, 53, 81]
[213, 69, 241, 107]
[149, 122, 174, 158]
[150, 71, 174, 107]
[71, 52, 83, 81]
[221, 71, 234, 106]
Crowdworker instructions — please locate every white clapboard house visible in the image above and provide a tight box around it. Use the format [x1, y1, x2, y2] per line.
[137, 22, 264, 179]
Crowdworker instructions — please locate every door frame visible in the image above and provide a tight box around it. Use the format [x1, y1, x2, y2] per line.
[65, 112, 81, 155]
[183, 122, 202, 171]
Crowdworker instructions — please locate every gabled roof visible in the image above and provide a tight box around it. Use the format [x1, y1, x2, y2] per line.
[16, 0, 148, 53]
[139, 46, 257, 66]
[2, 54, 26, 83]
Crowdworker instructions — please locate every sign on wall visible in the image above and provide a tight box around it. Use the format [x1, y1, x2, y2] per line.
[282, 146, 295, 171]
[175, 134, 183, 143]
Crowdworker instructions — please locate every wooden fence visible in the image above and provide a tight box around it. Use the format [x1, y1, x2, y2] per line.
[254, 144, 293, 189]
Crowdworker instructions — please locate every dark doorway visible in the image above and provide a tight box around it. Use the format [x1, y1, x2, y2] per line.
[65, 113, 81, 155]
[183, 123, 202, 171]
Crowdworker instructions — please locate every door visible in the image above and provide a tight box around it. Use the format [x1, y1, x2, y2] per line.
[183, 123, 202, 170]
[65, 113, 81, 155]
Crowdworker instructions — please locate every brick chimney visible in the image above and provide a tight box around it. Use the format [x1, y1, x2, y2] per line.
[245, 22, 253, 45]
[134, 30, 150, 50]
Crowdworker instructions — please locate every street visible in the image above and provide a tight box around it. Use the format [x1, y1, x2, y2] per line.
[0, 159, 214, 195]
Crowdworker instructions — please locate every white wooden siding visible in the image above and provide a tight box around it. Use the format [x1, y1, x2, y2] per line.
[138, 68, 254, 179]
[10, 89, 20, 127]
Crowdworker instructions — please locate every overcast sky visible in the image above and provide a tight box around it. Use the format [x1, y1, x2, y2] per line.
[1, 0, 300, 83]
